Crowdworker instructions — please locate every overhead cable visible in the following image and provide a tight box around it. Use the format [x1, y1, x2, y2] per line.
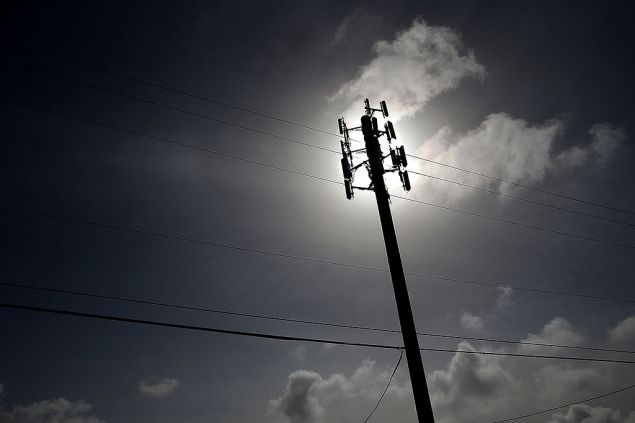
[35, 52, 635, 215]
[3, 97, 634, 251]
[4, 206, 635, 305]
[3, 302, 635, 364]
[33, 68, 635, 228]
[3, 280, 634, 355]
[489, 383, 635, 423]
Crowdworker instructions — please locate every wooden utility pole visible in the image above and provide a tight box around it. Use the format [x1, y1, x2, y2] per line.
[338, 100, 436, 423]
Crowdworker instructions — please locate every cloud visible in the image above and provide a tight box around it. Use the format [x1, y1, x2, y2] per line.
[414, 113, 563, 201]
[330, 11, 381, 48]
[320, 343, 336, 352]
[330, 17, 485, 122]
[518, 317, 586, 354]
[266, 359, 414, 423]
[331, 17, 625, 207]
[534, 366, 603, 401]
[589, 123, 626, 165]
[557, 123, 627, 168]
[548, 404, 635, 423]
[267, 370, 325, 423]
[331, 16, 352, 47]
[413, 114, 625, 203]
[608, 316, 635, 345]
[289, 345, 308, 362]
[459, 288, 512, 333]
[430, 342, 518, 423]
[138, 378, 180, 398]
[269, 317, 634, 423]
[0, 398, 105, 423]
[460, 312, 485, 332]
[495, 286, 514, 311]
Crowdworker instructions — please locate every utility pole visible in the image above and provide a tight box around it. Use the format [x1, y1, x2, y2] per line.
[338, 100, 436, 423]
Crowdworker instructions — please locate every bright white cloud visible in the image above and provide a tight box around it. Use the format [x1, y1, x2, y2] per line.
[331, 17, 625, 207]
[548, 404, 635, 423]
[460, 312, 485, 332]
[413, 114, 626, 203]
[414, 113, 562, 201]
[608, 316, 635, 345]
[0, 398, 105, 423]
[330, 17, 485, 122]
[138, 378, 180, 398]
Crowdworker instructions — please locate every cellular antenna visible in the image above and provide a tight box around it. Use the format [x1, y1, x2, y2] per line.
[335, 100, 434, 423]
[337, 102, 409, 200]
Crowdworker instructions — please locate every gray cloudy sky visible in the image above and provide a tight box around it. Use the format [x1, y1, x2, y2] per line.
[1, 1, 635, 423]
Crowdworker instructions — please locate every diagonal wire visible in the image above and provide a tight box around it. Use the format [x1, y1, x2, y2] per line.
[0, 97, 339, 185]
[0, 302, 399, 350]
[3, 279, 635, 355]
[391, 194, 635, 250]
[489, 383, 635, 423]
[41, 52, 342, 137]
[5, 205, 635, 305]
[34, 68, 339, 155]
[405, 153, 635, 216]
[36, 50, 635, 216]
[3, 97, 635, 252]
[408, 170, 635, 228]
[362, 348, 404, 423]
[3, 302, 635, 364]
[32, 68, 635, 229]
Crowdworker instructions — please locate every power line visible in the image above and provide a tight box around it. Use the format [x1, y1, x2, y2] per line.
[363, 348, 404, 423]
[0, 301, 397, 350]
[2, 295, 632, 421]
[405, 152, 635, 216]
[392, 194, 635, 250]
[3, 279, 634, 355]
[408, 170, 635, 228]
[32, 68, 635, 229]
[37, 52, 635, 216]
[35, 68, 339, 155]
[10, 47, 631, 422]
[3, 301, 635, 364]
[41, 52, 342, 138]
[489, 383, 635, 423]
[5, 206, 635, 305]
[1, 97, 339, 185]
[429, 348, 635, 365]
[4, 97, 635, 251]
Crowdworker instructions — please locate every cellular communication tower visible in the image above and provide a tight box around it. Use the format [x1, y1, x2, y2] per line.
[338, 99, 436, 423]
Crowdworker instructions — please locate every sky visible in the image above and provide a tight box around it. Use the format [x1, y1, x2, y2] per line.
[1, 1, 635, 422]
